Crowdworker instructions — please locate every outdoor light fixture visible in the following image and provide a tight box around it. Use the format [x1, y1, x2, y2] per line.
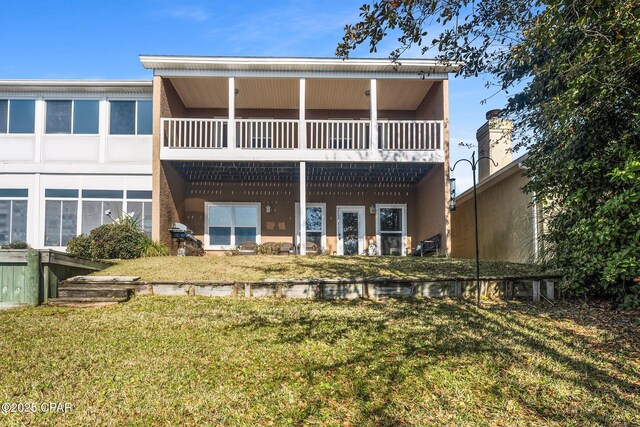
[235, 88, 239, 95]
[365, 90, 370, 97]
[369, 204, 376, 215]
[265, 203, 272, 214]
[449, 178, 457, 212]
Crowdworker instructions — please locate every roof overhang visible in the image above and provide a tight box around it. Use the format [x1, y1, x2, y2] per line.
[140, 55, 461, 79]
[456, 153, 529, 203]
[0, 80, 152, 94]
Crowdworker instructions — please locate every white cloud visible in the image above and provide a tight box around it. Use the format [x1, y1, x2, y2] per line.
[159, 5, 209, 22]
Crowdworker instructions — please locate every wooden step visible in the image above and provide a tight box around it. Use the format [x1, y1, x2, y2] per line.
[58, 287, 131, 299]
[48, 296, 129, 308]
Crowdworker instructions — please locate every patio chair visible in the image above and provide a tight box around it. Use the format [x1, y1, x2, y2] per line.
[412, 234, 441, 257]
[278, 242, 293, 255]
[305, 241, 320, 254]
[236, 241, 259, 254]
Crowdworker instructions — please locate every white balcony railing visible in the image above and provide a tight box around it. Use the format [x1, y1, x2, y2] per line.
[379, 120, 443, 150]
[306, 120, 370, 150]
[236, 119, 299, 149]
[162, 118, 443, 151]
[162, 118, 227, 149]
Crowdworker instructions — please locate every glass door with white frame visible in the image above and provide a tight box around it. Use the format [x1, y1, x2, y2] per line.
[337, 206, 365, 256]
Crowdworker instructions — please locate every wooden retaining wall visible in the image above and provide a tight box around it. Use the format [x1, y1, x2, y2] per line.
[131, 276, 560, 301]
[0, 249, 110, 306]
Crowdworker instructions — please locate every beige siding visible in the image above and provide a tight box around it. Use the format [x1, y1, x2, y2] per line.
[451, 170, 536, 263]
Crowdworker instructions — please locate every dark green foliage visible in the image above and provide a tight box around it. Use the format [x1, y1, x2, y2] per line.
[89, 223, 148, 260]
[339, 0, 640, 307]
[0, 241, 30, 249]
[66, 224, 169, 260]
[65, 234, 93, 259]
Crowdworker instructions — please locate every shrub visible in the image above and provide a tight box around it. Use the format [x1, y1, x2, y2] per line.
[0, 241, 30, 249]
[89, 222, 147, 260]
[142, 239, 170, 257]
[66, 234, 93, 259]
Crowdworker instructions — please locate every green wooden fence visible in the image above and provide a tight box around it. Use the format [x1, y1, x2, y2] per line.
[0, 249, 110, 306]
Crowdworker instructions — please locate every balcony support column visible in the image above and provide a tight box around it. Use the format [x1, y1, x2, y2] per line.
[370, 78, 378, 150]
[299, 78, 306, 150]
[228, 77, 236, 149]
[299, 161, 307, 255]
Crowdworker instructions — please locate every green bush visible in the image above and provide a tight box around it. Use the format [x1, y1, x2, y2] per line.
[142, 239, 170, 257]
[89, 223, 148, 260]
[65, 234, 93, 258]
[66, 224, 169, 260]
[0, 241, 30, 249]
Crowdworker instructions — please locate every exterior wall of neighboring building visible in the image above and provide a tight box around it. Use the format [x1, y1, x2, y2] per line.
[0, 81, 153, 249]
[450, 162, 539, 263]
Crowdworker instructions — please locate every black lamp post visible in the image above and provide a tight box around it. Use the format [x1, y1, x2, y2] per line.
[450, 151, 497, 307]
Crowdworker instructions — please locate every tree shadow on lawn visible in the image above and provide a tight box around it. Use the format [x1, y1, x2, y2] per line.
[225, 299, 639, 425]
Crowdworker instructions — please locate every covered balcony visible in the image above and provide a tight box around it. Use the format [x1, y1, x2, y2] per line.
[157, 75, 447, 163]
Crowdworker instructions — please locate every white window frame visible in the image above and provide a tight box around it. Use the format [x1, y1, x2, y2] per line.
[125, 197, 152, 236]
[80, 196, 124, 235]
[375, 203, 407, 256]
[336, 205, 366, 256]
[108, 99, 152, 136]
[0, 193, 29, 245]
[294, 202, 326, 251]
[0, 98, 36, 135]
[44, 99, 100, 135]
[43, 194, 79, 249]
[204, 202, 261, 250]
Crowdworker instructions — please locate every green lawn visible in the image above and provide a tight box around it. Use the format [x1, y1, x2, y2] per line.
[1, 298, 638, 426]
[93, 255, 551, 282]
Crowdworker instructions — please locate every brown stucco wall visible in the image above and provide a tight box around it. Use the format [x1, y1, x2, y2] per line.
[415, 164, 448, 251]
[415, 82, 445, 121]
[152, 77, 187, 246]
[450, 169, 536, 263]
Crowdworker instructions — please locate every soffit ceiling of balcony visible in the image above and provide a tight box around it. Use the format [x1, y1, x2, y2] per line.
[171, 161, 434, 184]
[170, 77, 433, 111]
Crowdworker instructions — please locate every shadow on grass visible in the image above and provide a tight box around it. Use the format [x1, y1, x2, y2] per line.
[220, 298, 639, 425]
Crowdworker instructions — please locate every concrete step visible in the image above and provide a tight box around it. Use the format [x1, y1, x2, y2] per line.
[59, 282, 142, 290]
[65, 275, 140, 284]
[48, 296, 129, 308]
[58, 287, 131, 299]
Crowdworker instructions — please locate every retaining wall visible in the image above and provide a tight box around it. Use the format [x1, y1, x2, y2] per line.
[130, 276, 560, 301]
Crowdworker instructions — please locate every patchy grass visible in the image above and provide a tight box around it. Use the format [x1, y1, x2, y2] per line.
[0, 298, 638, 426]
[92, 256, 551, 282]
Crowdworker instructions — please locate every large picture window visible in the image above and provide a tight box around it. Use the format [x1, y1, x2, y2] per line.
[109, 100, 152, 135]
[377, 205, 407, 256]
[206, 203, 260, 249]
[43, 189, 152, 247]
[45, 99, 99, 134]
[0, 189, 28, 245]
[0, 99, 35, 134]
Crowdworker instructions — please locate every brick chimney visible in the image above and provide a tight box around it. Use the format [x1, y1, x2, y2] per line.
[476, 109, 513, 181]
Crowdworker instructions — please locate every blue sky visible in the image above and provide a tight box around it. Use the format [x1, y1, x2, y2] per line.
[0, 0, 514, 191]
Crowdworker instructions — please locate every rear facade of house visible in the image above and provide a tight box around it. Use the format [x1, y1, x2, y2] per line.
[0, 56, 456, 256]
[144, 56, 454, 255]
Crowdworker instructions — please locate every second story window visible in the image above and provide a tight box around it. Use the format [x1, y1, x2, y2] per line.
[109, 100, 152, 135]
[0, 99, 36, 134]
[45, 100, 99, 134]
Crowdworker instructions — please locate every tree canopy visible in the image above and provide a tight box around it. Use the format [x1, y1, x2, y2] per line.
[339, 0, 640, 307]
